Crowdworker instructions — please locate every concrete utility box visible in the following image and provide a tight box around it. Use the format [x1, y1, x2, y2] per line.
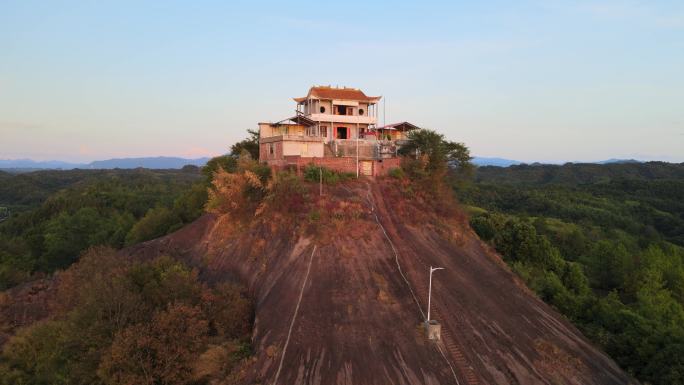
[426, 320, 441, 341]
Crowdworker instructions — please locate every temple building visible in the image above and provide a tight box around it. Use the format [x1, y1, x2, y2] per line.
[258, 86, 419, 176]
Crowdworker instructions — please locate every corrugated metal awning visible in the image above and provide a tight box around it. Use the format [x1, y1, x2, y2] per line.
[375, 122, 420, 131]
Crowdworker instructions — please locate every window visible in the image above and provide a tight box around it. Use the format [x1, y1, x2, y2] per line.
[320, 126, 328, 138]
[336, 105, 347, 115]
[320, 106, 326, 113]
[359, 108, 364, 115]
[269, 143, 275, 156]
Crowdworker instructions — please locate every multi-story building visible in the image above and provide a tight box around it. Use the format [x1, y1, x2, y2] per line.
[258, 86, 418, 176]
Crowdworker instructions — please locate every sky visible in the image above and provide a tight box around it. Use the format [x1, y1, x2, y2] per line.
[1, 0, 683, 163]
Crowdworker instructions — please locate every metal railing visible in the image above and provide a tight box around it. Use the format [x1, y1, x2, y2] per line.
[331, 139, 400, 159]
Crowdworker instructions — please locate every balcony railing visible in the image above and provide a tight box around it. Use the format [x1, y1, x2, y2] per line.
[260, 134, 323, 143]
[330, 139, 402, 159]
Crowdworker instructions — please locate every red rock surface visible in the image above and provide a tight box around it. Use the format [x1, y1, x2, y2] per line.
[2, 180, 637, 384]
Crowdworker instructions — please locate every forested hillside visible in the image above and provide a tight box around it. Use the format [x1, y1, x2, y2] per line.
[0, 168, 208, 289]
[2, 156, 682, 384]
[459, 162, 684, 384]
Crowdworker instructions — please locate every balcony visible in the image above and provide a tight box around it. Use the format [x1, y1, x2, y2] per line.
[260, 134, 323, 144]
[306, 113, 376, 125]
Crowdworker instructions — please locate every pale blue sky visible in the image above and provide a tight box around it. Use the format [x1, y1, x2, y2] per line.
[1, 0, 683, 163]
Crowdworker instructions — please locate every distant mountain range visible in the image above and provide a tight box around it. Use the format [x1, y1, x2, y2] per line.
[472, 157, 524, 167]
[472, 157, 644, 167]
[595, 158, 641, 165]
[0, 157, 211, 170]
[0, 156, 647, 171]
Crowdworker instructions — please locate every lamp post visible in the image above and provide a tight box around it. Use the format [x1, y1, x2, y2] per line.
[427, 266, 444, 323]
[356, 130, 359, 178]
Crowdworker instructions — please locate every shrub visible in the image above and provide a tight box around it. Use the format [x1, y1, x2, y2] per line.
[261, 171, 307, 215]
[1, 250, 255, 385]
[388, 167, 405, 179]
[303, 165, 351, 184]
[205, 153, 272, 218]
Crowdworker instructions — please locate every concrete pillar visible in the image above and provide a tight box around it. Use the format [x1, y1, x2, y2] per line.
[426, 320, 441, 341]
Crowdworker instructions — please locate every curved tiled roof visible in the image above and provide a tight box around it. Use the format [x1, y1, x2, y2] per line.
[294, 86, 381, 103]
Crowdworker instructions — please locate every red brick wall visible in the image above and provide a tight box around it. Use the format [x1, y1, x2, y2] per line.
[259, 142, 283, 162]
[296, 157, 358, 174]
[373, 158, 401, 176]
[266, 156, 402, 177]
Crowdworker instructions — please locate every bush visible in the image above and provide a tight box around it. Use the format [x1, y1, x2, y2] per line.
[0, 250, 254, 385]
[388, 167, 405, 179]
[262, 171, 307, 215]
[303, 165, 351, 184]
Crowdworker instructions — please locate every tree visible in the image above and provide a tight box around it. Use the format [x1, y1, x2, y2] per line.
[98, 304, 209, 385]
[202, 282, 253, 338]
[0, 320, 73, 385]
[399, 129, 472, 179]
[202, 156, 237, 180]
[230, 129, 260, 160]
[125, 207, 180, 245]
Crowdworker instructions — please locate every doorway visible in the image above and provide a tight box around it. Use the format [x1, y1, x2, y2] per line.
[361, 161, 373, 176]
[336, 127, 348, 139]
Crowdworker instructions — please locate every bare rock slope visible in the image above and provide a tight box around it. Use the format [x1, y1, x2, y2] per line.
[125, 180, 635, 385]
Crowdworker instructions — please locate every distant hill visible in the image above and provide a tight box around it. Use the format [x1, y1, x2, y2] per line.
[0, 159, 81, 169]
[596, 158, 641, 164]
[475, 161, 684, 184]
[472, 157, 523, 167]
[87, 157, 210, 169]
[0, 157, 211, 171]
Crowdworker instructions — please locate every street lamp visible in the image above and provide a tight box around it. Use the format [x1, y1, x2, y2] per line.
[427, 266, 444, 323]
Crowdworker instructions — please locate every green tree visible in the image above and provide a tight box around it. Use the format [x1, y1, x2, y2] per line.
[0, 321, 73, 385]
[41, 207, 125, 271]
[230, 129, 260, 160]
[400, 129, 472, 177]
[125, 207, 180, 245]
[202, 156, 237, 179]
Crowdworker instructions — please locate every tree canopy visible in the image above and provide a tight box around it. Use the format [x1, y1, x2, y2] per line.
[460, 162, 684, 385]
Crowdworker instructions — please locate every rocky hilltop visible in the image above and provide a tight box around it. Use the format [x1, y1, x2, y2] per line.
[2, 179, 636, 384]
[128, 179, 635, 384]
